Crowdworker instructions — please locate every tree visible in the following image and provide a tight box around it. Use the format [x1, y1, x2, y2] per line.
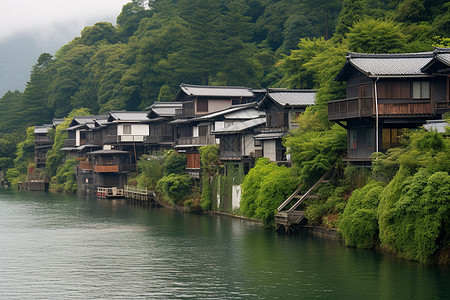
[347, 18, 408, 53]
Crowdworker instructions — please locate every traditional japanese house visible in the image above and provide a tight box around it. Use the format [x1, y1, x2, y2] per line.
[77, 111, 151, 193]
[255, 89, 316, 163]
[173, 83, 256, 118]
[173, 102, 263, 178]
[34, 118, 64, 169]
[144, 102, 182, 155]
[327, 48, 450, 164]
[212, 117, 266, 171]
[34, 124, 54, 169]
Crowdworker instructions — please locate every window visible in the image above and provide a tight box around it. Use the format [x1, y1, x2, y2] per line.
[382, 128, 401, 149]
[413, 81, 430, 99]
[197, 99, 208, 112]
[198, 125, 209, 137]
[349, 129, 357, 149]
[254, 139, 261, 147]
[123, 124, 131, 135]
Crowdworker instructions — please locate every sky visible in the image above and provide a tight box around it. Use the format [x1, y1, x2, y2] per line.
[0, 0, 130, 96]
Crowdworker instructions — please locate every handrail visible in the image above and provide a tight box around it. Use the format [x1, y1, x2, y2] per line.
[287, 168, 333, 213]
[277, 186, 302, 211]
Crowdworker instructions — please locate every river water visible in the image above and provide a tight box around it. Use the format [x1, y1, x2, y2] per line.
[0, 189, 448, 299]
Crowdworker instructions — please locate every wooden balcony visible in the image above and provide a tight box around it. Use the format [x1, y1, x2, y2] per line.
[328, 97, 373, 121]
[78, 161, 93, 171]
[176, 136, 217, 146]
[144, 135, 174, 144]
[328, 97, 435, 121]
[35, 136, 52, 144]
[94, 165, 119, 173]
[64, 139, 76, 147]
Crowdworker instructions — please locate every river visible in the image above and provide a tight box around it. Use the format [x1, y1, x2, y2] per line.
[0, 189, 448, 299]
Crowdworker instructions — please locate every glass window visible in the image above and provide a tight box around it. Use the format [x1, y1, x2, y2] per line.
[413, 81, 430, 99]
[382, 128, 401, 149]
[123, 124, 131, 135]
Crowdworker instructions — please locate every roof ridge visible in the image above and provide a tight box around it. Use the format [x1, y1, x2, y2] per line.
[347, 51, 433, 59]
[180, 83, 251, 89]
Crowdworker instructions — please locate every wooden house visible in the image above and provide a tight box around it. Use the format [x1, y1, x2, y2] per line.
[173, 83, 256, 118]
[255, 89, 316, 163]
[144, 102, 182, 154]
[173, 102, 263, 178]
[328, 48, 450, 164]
[34, 119, 64, 169]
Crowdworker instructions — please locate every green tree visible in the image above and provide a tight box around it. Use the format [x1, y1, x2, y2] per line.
[347, 18, 408, 53]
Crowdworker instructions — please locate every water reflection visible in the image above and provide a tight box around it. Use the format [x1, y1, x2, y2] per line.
[0, 189, 448, 299]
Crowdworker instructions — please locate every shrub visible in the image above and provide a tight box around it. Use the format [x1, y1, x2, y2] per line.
[156, 174, 192, 205]
[164, 150, 186, 175]
[136, 154, 164, 189]
[339, 181, 385, 248]
[241, 158, 297, 226]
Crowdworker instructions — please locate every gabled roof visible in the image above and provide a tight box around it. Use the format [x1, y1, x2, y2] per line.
[421, 48, 450, 74]
[260, 89, 316, 108]
[145, 102, 183, 118]
[70, 115, 109, 127]
[335, 51, 435, 81]
[176, 83, 254, 99]
[108, 111, 149, 122]
[212, 118, 266, 134]
[171, 102, 262, 124]
[34, 125, 53, 134]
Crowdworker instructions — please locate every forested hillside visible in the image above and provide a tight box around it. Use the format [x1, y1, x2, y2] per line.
[0, 0, 448, 134]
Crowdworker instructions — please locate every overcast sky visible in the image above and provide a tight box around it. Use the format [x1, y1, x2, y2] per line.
[0, 0, 130, 96]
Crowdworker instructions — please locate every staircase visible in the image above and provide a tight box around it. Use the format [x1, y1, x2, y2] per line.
[275, 168, 333, 232]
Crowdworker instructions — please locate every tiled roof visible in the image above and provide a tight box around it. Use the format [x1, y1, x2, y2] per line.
[336, 52, 434, 80]
[213, 118, 266, 134]
[146, 102, 183, 117]
[253, 132, 286, 140]
[265, 89, 316, 107]
[108, 111, 149, 122]
[179, 83, 254, 98]
[34, 125, 52, 134]
[172, 102, 261, 124]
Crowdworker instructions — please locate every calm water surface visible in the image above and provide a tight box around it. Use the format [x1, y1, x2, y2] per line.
[0, 189, 448, 299]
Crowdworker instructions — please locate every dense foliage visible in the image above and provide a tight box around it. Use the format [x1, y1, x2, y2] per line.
[240, 158, 297, 226]
[156, 173, 192, 205]
[0, 0, 448, 134]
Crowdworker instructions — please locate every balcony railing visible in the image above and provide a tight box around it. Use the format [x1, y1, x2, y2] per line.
[78, 161, 93, 171]
[328, 97, 373, 121]
[176, 136, 217, 146]
[328, 97, 437, 121]
[64, 139, 76, 147]
[260, 125, 288, 133]
[105, 135, 146, 143]
[35, 136, 52, 144]
[94, 165, 119, 173]
[144, 135, 174, 144]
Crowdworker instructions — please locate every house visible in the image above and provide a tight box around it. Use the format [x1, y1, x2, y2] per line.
[212, 117, 266, 172]
[62, 111, 152, 194]
[34, 124, 54, 169]
[34, 118, 63, 169]
[327, 48, 450, 164]
[144, 102, 182, 155]
[173, 102, 263, 178]
[255, 89, 316, 163]
[173, 83, 256, 118]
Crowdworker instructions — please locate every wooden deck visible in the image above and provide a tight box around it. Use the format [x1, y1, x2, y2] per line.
[124, 185, 162, 207]
[97, 187, 124, 198]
